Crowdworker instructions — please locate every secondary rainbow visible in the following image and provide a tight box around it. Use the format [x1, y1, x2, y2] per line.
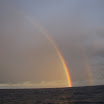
[24, 15, 72, 87]
[80, 46, 93, 86]
[82, 54, 93, 85]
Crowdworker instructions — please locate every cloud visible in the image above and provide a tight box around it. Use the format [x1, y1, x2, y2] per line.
[0, 0, 104, 88]
[73, 79, 104, 87]
[0, 80, 68, 89]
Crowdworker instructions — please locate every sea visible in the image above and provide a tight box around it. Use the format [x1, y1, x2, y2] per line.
[0, 85, 104, 104]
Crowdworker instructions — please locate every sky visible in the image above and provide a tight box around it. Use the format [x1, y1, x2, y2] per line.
[0, 0, 104, 88]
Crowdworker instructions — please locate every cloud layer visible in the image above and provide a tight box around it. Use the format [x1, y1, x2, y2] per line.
[0, 0, 104, 88]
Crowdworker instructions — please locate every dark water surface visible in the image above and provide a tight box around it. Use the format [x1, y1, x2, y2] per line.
[0, 85, 104, 104]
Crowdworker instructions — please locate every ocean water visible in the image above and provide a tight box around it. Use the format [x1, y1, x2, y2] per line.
[0, 85, 104, 104]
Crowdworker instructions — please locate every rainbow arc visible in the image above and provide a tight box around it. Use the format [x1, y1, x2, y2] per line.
[24, 15, 72, 87]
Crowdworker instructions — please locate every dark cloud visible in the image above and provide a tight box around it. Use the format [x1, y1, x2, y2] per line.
[0, 0, 104, 87]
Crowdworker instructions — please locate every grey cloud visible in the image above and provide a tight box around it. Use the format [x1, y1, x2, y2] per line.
[0, 0, 104, 87]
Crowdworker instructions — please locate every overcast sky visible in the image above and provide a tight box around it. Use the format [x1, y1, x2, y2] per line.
[0, 0, 104, 88]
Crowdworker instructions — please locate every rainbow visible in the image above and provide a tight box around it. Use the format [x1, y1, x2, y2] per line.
[24, 15, 72, 87]
[82, 54, 93, 86]
[79, 45, 93, 86]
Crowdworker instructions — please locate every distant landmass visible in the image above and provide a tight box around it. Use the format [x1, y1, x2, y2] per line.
[0, 85, 104, 104]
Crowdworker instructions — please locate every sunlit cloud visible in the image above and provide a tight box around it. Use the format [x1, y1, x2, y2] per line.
[0, 80, 68, 89]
